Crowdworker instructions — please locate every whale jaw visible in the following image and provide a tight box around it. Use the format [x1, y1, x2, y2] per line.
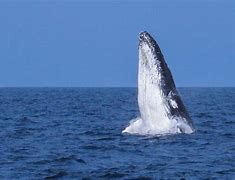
[123, 31, 194, 135]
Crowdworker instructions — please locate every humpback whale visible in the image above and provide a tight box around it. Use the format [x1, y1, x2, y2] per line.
[123, 31, 194, 135]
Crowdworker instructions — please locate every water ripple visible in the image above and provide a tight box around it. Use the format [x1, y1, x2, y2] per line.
[0, 87, 234, 179]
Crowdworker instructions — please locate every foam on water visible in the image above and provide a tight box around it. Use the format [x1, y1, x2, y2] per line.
[122, 116, 194, 136]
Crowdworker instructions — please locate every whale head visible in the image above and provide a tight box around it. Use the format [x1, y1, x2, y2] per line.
[138, 31, 175, 94]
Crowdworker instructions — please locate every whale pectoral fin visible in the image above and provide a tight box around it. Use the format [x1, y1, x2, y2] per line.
[166, 90, 186, 117]
[167, 90, 179, 109]
[177, 126, 183, 133]
[169, 99, 178, 109]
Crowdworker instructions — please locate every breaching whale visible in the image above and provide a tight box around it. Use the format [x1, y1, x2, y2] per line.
[123, 31, 195, 135]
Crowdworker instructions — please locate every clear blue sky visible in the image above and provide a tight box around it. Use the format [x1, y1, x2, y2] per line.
[0, 0, 234, 87]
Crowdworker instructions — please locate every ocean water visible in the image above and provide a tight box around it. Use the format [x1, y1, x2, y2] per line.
[0, 87, 234, 179]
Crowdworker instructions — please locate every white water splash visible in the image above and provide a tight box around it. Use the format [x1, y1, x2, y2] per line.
[122, 116, 194, 136]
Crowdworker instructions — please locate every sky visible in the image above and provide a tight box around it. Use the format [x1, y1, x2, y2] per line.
[0, 0, 234, 87]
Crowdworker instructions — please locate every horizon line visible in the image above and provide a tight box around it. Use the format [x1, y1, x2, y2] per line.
[0, 86, 234, 88]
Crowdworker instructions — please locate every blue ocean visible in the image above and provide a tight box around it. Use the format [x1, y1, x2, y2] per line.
[0, 88, 234, 179]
